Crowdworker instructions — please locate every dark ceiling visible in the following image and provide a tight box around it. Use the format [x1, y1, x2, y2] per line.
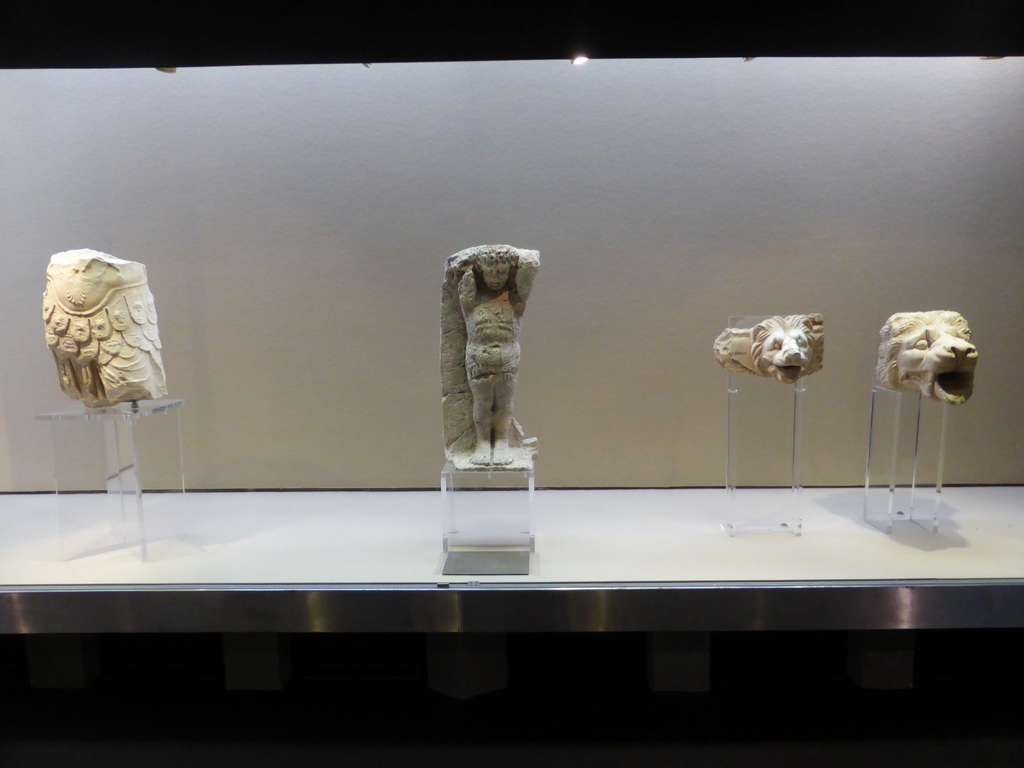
[1, 1, 1022, 68]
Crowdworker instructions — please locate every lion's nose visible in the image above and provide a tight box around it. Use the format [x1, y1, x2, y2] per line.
[947, 344, 977, 361]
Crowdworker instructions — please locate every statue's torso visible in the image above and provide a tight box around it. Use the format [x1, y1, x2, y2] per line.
[465, 292, 520, 378]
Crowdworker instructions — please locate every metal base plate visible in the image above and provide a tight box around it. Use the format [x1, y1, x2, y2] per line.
[442, 551, 530, 576]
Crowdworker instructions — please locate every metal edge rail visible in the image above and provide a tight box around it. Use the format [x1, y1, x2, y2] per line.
[1, 579, 1022, 634]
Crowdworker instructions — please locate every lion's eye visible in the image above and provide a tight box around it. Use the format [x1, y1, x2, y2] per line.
[914, 339, 929, 351]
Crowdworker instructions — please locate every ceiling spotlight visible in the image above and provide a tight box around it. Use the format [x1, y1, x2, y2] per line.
[572, 55, 589, 66]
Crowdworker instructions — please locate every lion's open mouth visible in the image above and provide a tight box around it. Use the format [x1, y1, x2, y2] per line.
[775, 365, 802, 382]
[935, 371, 974, 401]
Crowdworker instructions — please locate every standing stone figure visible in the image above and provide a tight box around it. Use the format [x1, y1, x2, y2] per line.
[43, 249, 167, 407]
[441, 245, 539, 468]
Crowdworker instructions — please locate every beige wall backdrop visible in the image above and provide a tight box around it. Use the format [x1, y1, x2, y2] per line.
[0, 58, 1021, 491]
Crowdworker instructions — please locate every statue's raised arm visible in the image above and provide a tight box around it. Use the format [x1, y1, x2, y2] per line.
[457, 265, 477, 316]
[511, 249, 539, 314]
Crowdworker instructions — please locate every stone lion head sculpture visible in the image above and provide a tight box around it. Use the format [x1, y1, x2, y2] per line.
[713, 314, 824, 384]
[875, 310, 978, 405]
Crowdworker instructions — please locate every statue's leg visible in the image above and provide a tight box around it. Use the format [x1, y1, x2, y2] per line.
[58, 358, 76, 393]
[490, 376, 516, 466]
[78, 362, 96, 400]
[470, 378, 494, 465]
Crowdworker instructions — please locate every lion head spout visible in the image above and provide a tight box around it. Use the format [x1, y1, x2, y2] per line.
[876, 311, 978, 405]
[713, 314, 824, 384]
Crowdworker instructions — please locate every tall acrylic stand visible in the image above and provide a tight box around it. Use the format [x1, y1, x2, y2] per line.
[37, 398, 187, 562]
[864, 385, 946, 534]
[725, 358, 805, 536]
[441, 461, 534, 576]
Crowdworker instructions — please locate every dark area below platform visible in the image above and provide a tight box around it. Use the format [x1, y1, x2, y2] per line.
[0, 628, 1021, 767]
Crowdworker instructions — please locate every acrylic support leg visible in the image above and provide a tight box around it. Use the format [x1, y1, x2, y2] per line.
[222, 633, 292, 691]
[37, 399, 187, 562]
[847, 630, 916, 689]
[864, 386, 946, 534]
[647, 632, 710, 692]
[25, 634, 100, 689]
[425, 633, 508, 699]
[724, 370, 805, 535]
[441, 461, 534, 576]
[102, 416, 144, 554]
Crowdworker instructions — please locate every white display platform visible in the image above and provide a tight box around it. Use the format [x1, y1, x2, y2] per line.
[0, 486, 1020, 586]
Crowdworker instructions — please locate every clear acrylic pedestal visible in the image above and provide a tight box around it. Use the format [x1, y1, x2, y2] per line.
[37, 398, 187, 562]
[441, 461, 534, 576]
[725, 366, 805, 536]
[864, 385, 946, 534]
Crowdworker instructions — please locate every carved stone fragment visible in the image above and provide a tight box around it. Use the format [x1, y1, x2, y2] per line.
[43, 249, 167, 407]
[441, 245, 539, 469]
[875, 310, 977, 405]
[713, 314, 824, 384]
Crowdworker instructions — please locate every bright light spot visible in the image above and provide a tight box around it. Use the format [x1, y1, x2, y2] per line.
[572, 56, 589, 66]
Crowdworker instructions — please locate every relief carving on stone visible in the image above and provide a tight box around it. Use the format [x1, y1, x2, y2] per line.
[43, 249, 167, 407]
[441, 245, 539, 469]
[713, 314, 824, 384]
[875, 311, 977, 405]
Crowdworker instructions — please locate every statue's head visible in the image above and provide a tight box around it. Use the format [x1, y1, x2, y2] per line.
[475, 248, 515, 291]
[750, 314, 825, 384]
[876, 311, 977, 405]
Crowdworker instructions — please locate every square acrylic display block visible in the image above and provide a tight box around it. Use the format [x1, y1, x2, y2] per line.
[441, 461, 534, 576]
[724, 320, 806, 536]
[37, 398, 188, 562]
[864, 385, 947, 535]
